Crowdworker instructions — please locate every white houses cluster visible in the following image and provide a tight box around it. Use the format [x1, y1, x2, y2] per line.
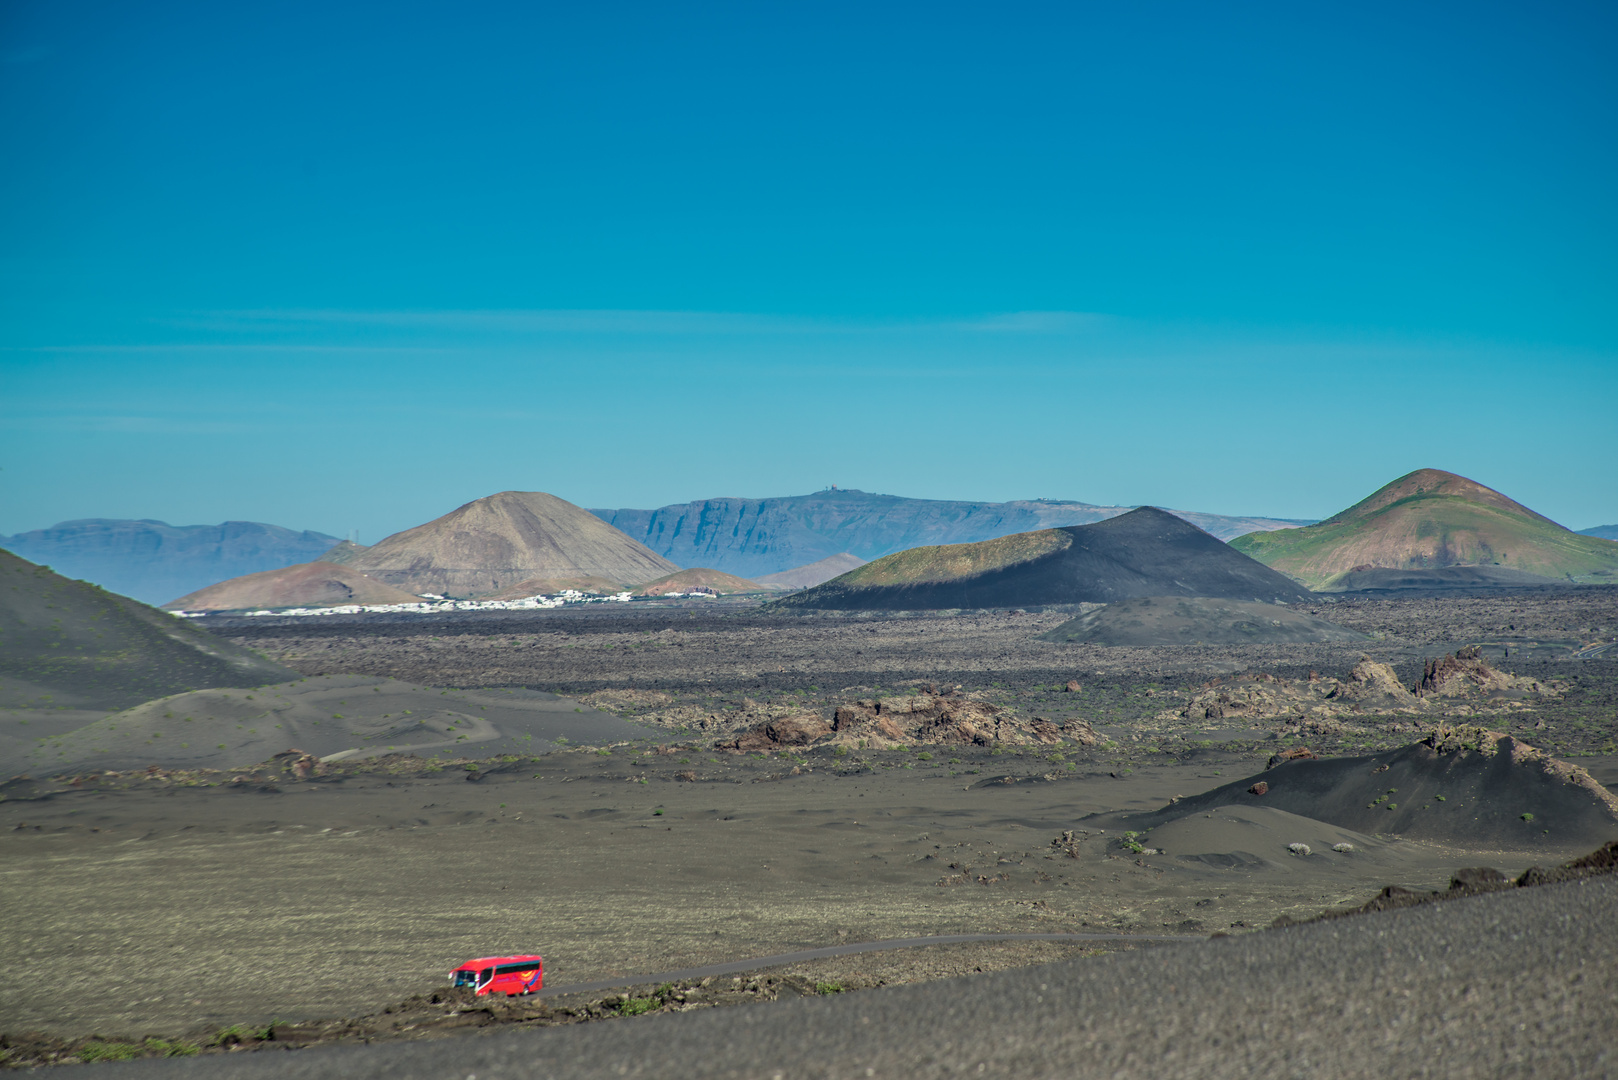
[173, 590, 635, 618]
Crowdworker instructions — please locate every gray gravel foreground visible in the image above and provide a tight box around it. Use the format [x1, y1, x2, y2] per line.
[534, 932, 1203, 999]
[81, 877, 1616, 1080]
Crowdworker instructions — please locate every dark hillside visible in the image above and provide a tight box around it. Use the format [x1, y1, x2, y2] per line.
[0, 550, 294, 711]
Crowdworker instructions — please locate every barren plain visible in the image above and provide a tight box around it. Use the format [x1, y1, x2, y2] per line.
[1, 587, 1614, 1064]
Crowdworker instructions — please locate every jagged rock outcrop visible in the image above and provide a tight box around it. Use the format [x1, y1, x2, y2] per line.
[826, 686, 1096, 749]
[714, 715, 832, 752]
[708, 685, 1099, 751]
[1419, 645, 1543, 698]
[1164, 652, 1561, 728]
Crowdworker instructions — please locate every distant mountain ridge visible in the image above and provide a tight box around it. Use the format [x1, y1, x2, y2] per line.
[593, 490, 1310, 578]
[1578, 525, 1618, 541]
[0, 519, 340, 605]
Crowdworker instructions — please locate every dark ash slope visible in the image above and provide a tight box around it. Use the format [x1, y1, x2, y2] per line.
[0, 550, 294, 711]
[778, 507, 1314, 611]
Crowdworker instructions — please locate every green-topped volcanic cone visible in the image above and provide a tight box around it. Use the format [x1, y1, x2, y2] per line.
[1229, 469, 1618, 590]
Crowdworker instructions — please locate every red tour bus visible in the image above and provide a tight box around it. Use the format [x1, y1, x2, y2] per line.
[450, 954, 545, 996]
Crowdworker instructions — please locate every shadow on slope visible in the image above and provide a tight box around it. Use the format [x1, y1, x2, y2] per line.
[1328, 566, 1570, 593]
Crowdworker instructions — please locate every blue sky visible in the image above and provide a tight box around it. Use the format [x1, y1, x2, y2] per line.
[2, 1, 1615, 539]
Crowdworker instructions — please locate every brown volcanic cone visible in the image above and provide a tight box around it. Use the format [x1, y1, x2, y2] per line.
[756, 553, 867, 589]
[346, 491, 678, 598]
[166, 562, 423, 611]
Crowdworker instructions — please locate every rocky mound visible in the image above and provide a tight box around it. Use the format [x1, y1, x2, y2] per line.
[1161, 648, 1561, 734]
[714, 685, 1097, 751]
[778, 507, 1314, 611]
[636, 568, 774, 596]
[755, 553, 867, 589]
[166, 562, 424, 610]
[343, 491, 677, 598]
[1230, 469, 1618, 589]
[1124, 726, 1618, 849]
[0, 549, 294, 714]
[1040, 597, 1362, 646]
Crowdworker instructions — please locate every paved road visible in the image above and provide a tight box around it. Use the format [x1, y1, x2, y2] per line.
[536, 932, 1202, 999]
[88, 877, 1616, 1079]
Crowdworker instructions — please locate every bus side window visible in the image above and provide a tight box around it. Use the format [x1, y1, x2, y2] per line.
[479, 968, 494, 985]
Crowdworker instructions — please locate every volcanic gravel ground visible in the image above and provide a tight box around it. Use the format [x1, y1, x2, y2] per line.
[210, 590, 1618, 760]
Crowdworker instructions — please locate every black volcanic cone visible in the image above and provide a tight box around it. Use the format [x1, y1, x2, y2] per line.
[777, 506, 1314, 610]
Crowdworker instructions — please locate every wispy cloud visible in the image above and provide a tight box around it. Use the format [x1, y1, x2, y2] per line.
[0, 413, 261, 435]
[156, 308, 1114, 340]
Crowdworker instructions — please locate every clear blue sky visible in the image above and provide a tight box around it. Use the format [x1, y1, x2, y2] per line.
[3, 0, 1615, 540]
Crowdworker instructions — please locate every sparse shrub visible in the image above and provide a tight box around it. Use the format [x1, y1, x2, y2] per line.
[616, 996, 658, 1016]
[76, 1042, 142, 1062]
[917, 752, 933, 761]
[144, 1038, 198, 1057]
[816, 981, 845, 995]
[1332, 843, 1354, 853]
[1287, 843, 1312, 856]
[834, 746, 849, 758]
[1521, 812, 1535, 822]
